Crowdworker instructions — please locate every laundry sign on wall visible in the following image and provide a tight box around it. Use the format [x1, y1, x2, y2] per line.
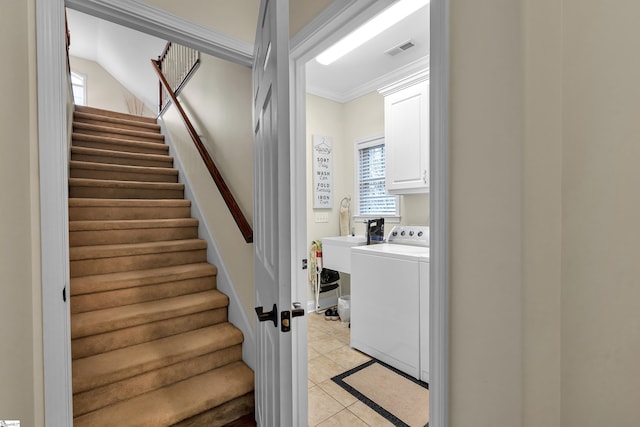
[313, 135, 333, 209]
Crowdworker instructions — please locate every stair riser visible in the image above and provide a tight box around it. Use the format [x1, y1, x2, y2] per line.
[71, 263, 217, 295]
[74, 128, 165, 144]
[73, 345, 243, 417]
[69, 185, 184, 200]
[72, 325, 244, 392]
[75, 118, 160, 133]
[71, 275, 215, 313]
[74, 362, 253, 427]
[173, 392, 255, 427]
[69, 205, 192, 221]
[70, 167, 178, 183]
[70, 249, 207, 277]
[69, 225, 198, 247]
[71, 293, 225, 338]
[72, 309, 228, 359]
[72, 138, 168, 155]
[71, 151, 173, 168]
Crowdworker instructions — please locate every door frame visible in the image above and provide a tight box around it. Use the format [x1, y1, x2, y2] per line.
[36, 0, 256, 424]
[36, 0, 73, 424]
[289, 1, 449, 425]
[37, 0, 449, 424]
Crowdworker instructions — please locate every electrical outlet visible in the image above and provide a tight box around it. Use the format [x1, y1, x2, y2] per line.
[314, 212, 329, 223]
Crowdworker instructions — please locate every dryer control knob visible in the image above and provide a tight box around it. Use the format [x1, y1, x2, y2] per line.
[418, 231, 424, 237]
[401, 230, 406, 236]
[409, 231, 414, 236]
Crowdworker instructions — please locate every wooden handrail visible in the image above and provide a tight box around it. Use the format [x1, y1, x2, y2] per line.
[65, 9, 71, 73]
[151, 59, 254, 244]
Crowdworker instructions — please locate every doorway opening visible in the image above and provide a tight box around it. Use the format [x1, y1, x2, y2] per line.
[292, 2, 441, 425]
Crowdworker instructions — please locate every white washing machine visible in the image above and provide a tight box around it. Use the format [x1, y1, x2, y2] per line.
[350, 226, 429, 381]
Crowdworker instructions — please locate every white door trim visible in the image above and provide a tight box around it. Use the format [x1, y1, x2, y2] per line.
[66, 0, 253, 67]
[429, 1, 450, 426]
[36, 1, 257, 424]
[36, 0, 74, 425]
[290, 1, 450, 425]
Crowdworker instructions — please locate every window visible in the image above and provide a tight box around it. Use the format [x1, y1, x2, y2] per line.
[71, 72, 86, 106]
[354, 136, 399, 220]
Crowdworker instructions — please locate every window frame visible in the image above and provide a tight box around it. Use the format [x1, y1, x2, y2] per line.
[353, 135, 400, 223]
[70, 71, 87, 106]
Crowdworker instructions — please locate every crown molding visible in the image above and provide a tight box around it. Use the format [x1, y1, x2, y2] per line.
[306, 56, 430, 104]
[66, 0, 253, 67]
[378, 61, 430, 96]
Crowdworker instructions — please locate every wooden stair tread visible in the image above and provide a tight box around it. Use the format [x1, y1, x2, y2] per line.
[74, 111, 161, 132]
[70, 263, 217, 295]
[70, 160, 178, 177]
[74, 121, 164, 141]
[73, 361, 254, 427]
[72, 323, 244, 392]
[70, 238, 207, 261]
[71, 290, 229, 338]
[75, 105, 158, 124]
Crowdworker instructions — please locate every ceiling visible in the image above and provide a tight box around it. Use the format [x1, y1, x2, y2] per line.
[305, 3, 430, 104]
[66, 9, 167, 112]
[67, 3, 429, 109]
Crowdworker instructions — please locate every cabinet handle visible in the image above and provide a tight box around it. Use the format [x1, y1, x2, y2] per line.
[423, 170, 427, 184]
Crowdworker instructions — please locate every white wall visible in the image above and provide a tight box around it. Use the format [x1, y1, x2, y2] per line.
[560, 0, 640, 424]
[305, 90, 430, 303]
[522, 0, 562, 424]
[160, 53, 255, 326]
[5, 1, 640, 425]
[140, 0, 259, 43]
[343, 91, 430, 237]
[452, 0, 640, 425]
[449, 1, 524, 425]
[305, 94, 350, 301]
[70, 56, 155, 117]
[141, 0, 333, 41]
[0, 0, 43, 425]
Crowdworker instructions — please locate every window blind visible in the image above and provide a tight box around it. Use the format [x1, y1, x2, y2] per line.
[357, 143, 397, 215]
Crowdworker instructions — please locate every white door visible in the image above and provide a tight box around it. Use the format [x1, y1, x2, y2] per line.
[252, 0, 295, 425]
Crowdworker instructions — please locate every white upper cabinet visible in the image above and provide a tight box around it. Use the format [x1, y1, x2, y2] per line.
[379, 73, 429, 194]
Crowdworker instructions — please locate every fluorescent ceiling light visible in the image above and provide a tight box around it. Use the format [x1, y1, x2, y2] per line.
[316, 0, 430, 66]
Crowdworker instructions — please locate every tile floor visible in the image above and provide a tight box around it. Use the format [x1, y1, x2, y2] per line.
[307, 312, 397, 427]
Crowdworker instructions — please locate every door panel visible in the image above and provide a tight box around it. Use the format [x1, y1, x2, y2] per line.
[252, 0, 293, 425]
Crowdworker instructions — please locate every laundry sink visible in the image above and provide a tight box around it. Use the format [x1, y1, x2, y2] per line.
[321, 235, 367, 274]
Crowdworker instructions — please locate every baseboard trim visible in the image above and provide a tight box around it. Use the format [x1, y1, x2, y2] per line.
[158, 118, 256, 370]
[307, 295, 339, 314]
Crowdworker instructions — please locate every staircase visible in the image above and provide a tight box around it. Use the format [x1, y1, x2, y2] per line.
[68, 106, 255, 426]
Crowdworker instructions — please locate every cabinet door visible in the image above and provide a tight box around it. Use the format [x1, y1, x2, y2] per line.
[385, 81, 429, 194]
